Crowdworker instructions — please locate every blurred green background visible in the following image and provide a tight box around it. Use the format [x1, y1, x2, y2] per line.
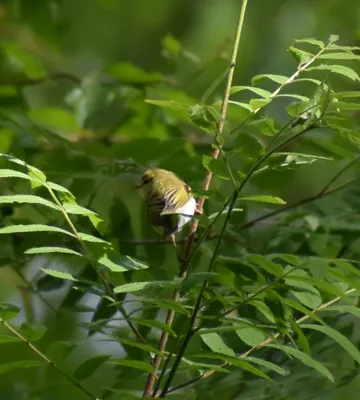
[1, 0, 360, 399]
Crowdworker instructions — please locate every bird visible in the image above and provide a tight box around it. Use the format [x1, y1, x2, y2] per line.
[137, 168, 197, 247]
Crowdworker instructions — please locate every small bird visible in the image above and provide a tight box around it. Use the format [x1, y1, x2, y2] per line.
[137, 168, 197, 246]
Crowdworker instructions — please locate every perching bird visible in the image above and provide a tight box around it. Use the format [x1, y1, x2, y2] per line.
[137, 168, 197, 246]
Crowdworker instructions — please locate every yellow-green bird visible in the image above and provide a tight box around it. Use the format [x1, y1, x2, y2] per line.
[137, 168, 197, 245]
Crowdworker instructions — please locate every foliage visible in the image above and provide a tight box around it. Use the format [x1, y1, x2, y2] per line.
[1, 1, 360, 400]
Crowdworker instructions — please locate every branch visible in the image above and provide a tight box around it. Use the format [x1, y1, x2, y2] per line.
[142, 2, 249, 397]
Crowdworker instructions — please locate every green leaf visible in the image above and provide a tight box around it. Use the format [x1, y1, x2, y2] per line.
[0, 303, 20, 321]
[62, 203, 97, 216]
[191, 353, 271, 380]
[289, 46, 313, 64]
[0, 169, 36, 181]
[131, 318, 176, 336]
[306, 64, 360, 81]
[25, 247, 83, 257]
[249, 98, 272, 111]
[202, 156, 232, 180]
[236, 326, 267, 347]
[294, 38, 325, 48]
[239, 195, 286, 205]
[117, 339, 162, 356]
[301, 324, 360, 364]
[245, 357, 288, 376]
[0, 224, 75, 238]
[97, 254, 149, 272]
[200, 333, 235, 356]
[252, 74, 289, 85]
[325, 305, 360, 319]
[230, 86, 272, 98]
[20, 323, 47, 342]
[161, 34, 182, 59]
[78, 233, 107, 243]
[0, 335, 21, 344]
[73, 355, 110, 381]
[107, 358, 153, 373]
[181, 358, 229, 373]
[266, 344, 334, 382]
[0, 361, 45, 375]
[41, 269, 78, 282]
[0, 195, 60, 211]
[227, 100, 252, 111]
[114, 280, 176, 294]
[318, 52, 360, 60]
[47, 182, 74, 196]
[105, 62, 163, 84]
[144, 99, 190, 110]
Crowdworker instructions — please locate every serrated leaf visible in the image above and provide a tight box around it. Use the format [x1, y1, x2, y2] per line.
[306, 64, 360, 81]
[301, 324, 360, 364]
[0, 303, 20, 320]
[239, 195, 286, 205]
[73, 355, 110, 381]
[289, 46, 313, 64]
[62, 203, 97, 216]
[41, 269, 78, 282]
[230, 86, 272, 98]
[78, 233, 107, 243]
[47, 182, 74, 196]
[114, 280, 176, 294]
[0, 169, 35, 181]
[0, 224, 75, 237]
[107, 358, 153, 373]
[318, 52, 360, 60]
[266, 344, 334, 382]
[0, 195, 60, 211]
[294, 38, 325, 48]
[25, 247, 83, 257]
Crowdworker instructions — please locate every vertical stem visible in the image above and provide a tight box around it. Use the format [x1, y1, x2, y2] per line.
[142, 1, 249, 397]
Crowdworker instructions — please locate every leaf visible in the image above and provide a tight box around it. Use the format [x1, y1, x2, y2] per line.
[131, 318, 176, 336]
[114, 280, 176, 294]
[117, 339, 162, 356]
[236, 326, 267, 347]
[97, 254, 149, 272]
[73, 355, 110, 381]
[239, 195, 286, 205]
[200, 333, 235, 356]
[25, 247, 83, 257]
[294, 38, 325, 48]
[0, 361, 44, 375]
[318, 52, 360, 60]
[0, 303, 20, 321]
[301, 324, 360, 364]
[0, 169, 36, 181]
[107, 358, 153, 373]
[266, 344, 334, 382]
[249, 98, 272, 111]
[202, 156, 232, 180]
[47, 182, 74, 195]
[227, 100, 252, 111]
[78, 233, 107, 243]
[144, 99, 190, 110]
[41, 269, 78, 282]
[289, 46, 313, 64]
[0, 224, 75, 238]
[252, 74, 289, 85]
[0, 195, 60, 211]
[245, 357, 288, 376]
[325, 305, 360, 319]
[62, 203, 97, 216]
[0, 335, 21, 344]
[191, 353, 271, 380]
[181, 358, 229, 373]
[105, 62, 163, 84]
[230, 86, 272, 98]
[20, 323, 47, 342]
[306, 65, 360, 81]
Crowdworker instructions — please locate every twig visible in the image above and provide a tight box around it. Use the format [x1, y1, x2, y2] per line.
[0, 318, 97, 400]
[142, 2, 249, 397]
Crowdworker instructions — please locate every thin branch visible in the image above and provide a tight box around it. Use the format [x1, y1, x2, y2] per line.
[142, 2, 249, 397]
[162, 288, 356, 396]
[0, 319, 97, 400]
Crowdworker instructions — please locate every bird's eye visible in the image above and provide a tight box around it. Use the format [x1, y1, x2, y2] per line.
[141, 176, 152, 185]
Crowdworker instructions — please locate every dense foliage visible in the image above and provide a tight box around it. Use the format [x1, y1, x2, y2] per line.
[1, 1, 360, 399]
